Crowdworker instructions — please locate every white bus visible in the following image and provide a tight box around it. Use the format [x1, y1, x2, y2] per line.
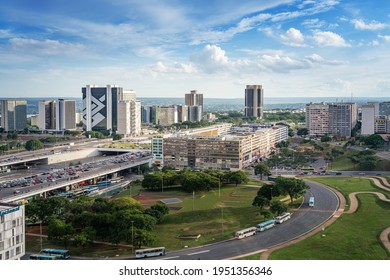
[135, 247, 166, 258]
[234, 227, 257, 239]
[275, 212, 291, 224]
[309, 197, 315, 207]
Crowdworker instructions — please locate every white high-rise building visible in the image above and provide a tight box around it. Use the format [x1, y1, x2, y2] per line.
[0, 100, 27, 132]
[0, 203, 25, 260]
[361, 103, 376, 135]
[38, 100, 56, 130]
[56, 99, 76, 131]
[117, 100, 141, 137]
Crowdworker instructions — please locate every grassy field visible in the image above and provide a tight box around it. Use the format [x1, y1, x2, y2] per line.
[268, 177, 390, 260]
[330, 150, 390, 171]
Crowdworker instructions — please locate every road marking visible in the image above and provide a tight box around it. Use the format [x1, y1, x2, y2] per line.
[187, 250, 210, 256]
[160, 256, 179, 260]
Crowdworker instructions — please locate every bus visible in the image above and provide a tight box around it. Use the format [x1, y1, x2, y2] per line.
[40, 248, 70, 259]
[309, 197, 315, 207]
[30, 254, 58, 260]
[135, 247, 166, 258]
[234, 227, 257, 239]
[275, 212, 291, 224]
[300, 167, 315, 172]
[256, 219, 276, 232]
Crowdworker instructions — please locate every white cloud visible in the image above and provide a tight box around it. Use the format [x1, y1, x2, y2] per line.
[351, 19, 387, 30]
[9, 38, 85, 56]
[152, 61, 195, 74]
[0, 29, 12, 38]
[302, 18, 326, 28]
[281, 28, 306, 46]
[190, 45, 229, 73]
[378, 35, 390, 42]
[312, 31, 350, 47]
[377, 81, 390, 91]
[370, 40, 380, 46]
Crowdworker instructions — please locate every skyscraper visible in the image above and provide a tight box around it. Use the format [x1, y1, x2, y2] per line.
[82, 84, 133, 132]
[185, 90, 203, 121]
[244, 85, 264, 119]
[38, 100, 56, 130]
[0, 100, 27, 132]
[56, 99, 76, 131]
[117, 100, 141, 136]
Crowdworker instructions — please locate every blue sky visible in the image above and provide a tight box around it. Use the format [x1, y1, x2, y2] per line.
[0, 0, 389, 98]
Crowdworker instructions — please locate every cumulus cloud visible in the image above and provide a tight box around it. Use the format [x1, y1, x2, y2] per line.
[351, 19, 387, 30]
[190, 45, 229, 73]
[378, 35, 390, 42]
[281, 27, 306, 46]
[312, 31, 350, 47]
[152, 61, 195, 74]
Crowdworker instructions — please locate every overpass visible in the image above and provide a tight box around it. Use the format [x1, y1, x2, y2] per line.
[0, 156, 152, 203]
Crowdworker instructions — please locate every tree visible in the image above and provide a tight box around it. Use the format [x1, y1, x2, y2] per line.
[47, 218, 75, 248]
[254, 164, 271, 180]
[256, 184, 281, 201]
[269, 201, 289, 216]
[364, 134, 384, 149]
[252, 196, 270, 210]
[113, 133, 123, 141]
[25, 139, 43, 151]
[320, 135, 332, 142]
[288, 128, 295, 137]
[142, 172, 164, 191]
[297, 128, 308, 136]
[260, 210, 272, 221]
[74, 227, 96, 249]
[274, 177, 309, 204]
[223, 171, 248, 186]
[133, 229, 156, 249]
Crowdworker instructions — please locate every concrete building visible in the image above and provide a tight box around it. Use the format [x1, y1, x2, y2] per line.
[151, 136, 164, 166]
[30, 115, 39, 127]
[56, 99, 76, 131]
[187, 105, 202, 122]
[38, 100, 56, 130]
[185, 90, 203, 121]
[185, 90, 203, 107]
[0, 203, 25, 260]
[306, 102, 357, 138]
[117, 100, 141, 137]
[141, 105, 159, 125]
[162, 126, 287, 170]
[374, 116, 388, 134]
[0, 100, 27, 132]
[82, 84, 135, 132]
[158, 105, 178, 126]
[244, 85, 264, 119]
[177, 105, 188, 123]
[305, 103, 329, 136]
[361, 103, 376, 135]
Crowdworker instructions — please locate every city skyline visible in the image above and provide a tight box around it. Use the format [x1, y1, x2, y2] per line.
[1, 0, 390, 99]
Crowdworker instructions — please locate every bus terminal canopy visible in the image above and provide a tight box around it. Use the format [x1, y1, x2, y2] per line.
[160, 198, 183, 204]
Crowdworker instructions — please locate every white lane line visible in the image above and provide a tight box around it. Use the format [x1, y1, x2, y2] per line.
[187, 250, 210, 256]
[160, 256, 180, 260]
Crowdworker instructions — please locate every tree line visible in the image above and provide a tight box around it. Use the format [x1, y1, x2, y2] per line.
[26, 196, 169, 249]
[142, 169, 249, 192]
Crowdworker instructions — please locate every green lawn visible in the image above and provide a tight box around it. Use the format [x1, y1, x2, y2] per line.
[154, 185, 266, 250]
[268, 177, 390, 260]
[330, 150, 390, 171]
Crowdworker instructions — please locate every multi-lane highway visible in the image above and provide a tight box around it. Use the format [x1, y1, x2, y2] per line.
[149, 180, 339, 260]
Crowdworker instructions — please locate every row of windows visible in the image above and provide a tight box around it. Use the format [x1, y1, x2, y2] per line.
[0, 245, 22, 260]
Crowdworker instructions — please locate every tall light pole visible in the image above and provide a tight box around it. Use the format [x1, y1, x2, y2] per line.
[221, 206, 224, 237]
[161, 174, 163, 193]
[131, 221, 134, 254]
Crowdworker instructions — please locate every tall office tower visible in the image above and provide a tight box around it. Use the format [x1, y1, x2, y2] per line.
[185, 90, 203, 120]
[158, 105, 178, 126]
[361, 103, 377, 135]
[0, 100, 27, 132]
[305, 102, 329, 136]
[185, 90, 203, 106]
[141, 105, 159, 125]
[244, 85, 264, 119]
[0, 202, 25, 260]
[38, 100, 56, 130]
[188, 105, 202, 122]
[56, 99, 76, 131]
[117, 100, 141, 137]
[379, 102, 390, 116]
[177, 105, 188, 123]
[328, 103, 357, 138]
[306, 102, 357, 138]
[82, 84, 133, 132]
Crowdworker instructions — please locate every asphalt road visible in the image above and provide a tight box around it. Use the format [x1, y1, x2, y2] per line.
[148, 180, 339, 260]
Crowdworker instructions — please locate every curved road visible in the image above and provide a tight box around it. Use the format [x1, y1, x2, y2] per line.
[151, 180, 339, 260]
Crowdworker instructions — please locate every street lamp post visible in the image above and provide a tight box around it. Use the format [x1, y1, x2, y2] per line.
[131, 221, 134, 254]
[270, 187, 273, 200]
